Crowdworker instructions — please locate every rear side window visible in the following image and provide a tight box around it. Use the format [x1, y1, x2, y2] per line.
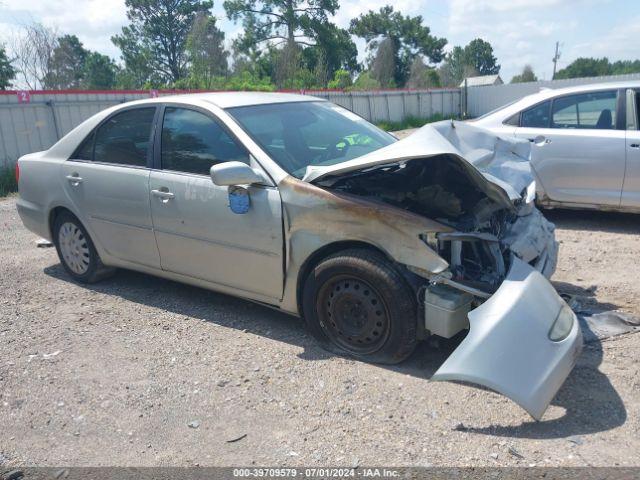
[161, 107, 249, 175]
[92, 108, 156, 166]
[521, 101, 551, 128]
[551, 91, 617, 129]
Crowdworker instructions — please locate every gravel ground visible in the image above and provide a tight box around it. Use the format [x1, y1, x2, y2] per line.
[1, 192, 639, 468]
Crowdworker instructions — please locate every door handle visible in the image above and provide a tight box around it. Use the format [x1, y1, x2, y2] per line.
[630, 143, 640, 149]
[529, 135, 551, 145]
[65, 174, 83, 185]
[151, 189, 175, 200]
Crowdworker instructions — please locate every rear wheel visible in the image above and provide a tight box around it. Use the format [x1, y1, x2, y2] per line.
[53, 211, 114, 283]
[302, 249, 417, 364]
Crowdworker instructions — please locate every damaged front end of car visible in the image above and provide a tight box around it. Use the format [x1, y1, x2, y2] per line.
[299, 121, 582, 420]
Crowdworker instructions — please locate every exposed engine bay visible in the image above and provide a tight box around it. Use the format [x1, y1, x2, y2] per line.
[302, 120, 575, 420]
[319, 154, 557, 294]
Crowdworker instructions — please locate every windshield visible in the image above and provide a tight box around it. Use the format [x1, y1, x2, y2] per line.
[226, 101, 396, 178]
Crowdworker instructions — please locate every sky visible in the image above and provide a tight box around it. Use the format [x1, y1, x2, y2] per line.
[0, 0, 638, 85]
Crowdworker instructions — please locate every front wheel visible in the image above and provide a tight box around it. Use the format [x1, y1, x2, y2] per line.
[302, 249, 418, 364]
[53, 211, 114, 283]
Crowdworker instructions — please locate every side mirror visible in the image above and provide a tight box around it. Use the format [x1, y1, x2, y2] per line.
[210, 161, 266, 187]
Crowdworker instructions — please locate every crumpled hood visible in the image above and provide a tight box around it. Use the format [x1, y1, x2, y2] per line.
[303, 120, 534, 202]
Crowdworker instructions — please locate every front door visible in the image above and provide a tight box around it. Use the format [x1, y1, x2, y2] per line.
[61, 106, 161, 268]
[515, 90, 626, 207]
[149, 106, 284, 300]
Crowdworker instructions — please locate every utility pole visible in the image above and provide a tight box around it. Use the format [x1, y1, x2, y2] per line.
[552, 41, 561, 79]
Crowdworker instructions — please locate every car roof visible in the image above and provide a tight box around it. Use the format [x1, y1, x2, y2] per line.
[128, 91, 322, 109]
[530, 79, 640, 101]
[475, 80, 640, 123]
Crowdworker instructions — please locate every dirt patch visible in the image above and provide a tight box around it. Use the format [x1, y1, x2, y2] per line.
[1, 194, 639, 468]
[550, 209, 640, 318]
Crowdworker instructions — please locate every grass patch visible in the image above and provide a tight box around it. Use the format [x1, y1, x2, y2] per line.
[376, 114, 456, 132]
[0, 166, 18, 197]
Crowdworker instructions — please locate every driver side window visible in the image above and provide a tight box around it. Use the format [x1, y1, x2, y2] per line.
[520, 101, 551, 128]
[161, 107, 249, 175]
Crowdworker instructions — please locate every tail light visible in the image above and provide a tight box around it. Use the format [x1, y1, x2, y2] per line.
[15, 163, 20, 184]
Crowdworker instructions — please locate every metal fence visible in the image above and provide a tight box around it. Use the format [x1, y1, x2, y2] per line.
[5, 73, 640, 169]
[464, 72, 640, 118]
[0, 88, 461, 168]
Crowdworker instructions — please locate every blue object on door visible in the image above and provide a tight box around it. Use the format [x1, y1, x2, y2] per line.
[228, 186, 250, 214]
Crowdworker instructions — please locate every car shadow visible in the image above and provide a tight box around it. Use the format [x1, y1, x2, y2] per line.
[44, 263, 627, 440]
[544, 208, 640, 235]
[552, 280, 621, 313]
[448, 324, 627, 439]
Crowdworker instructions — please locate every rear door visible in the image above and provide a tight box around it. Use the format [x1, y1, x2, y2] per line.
[514, 90, 626, 207]
[62, 106, 161, 268]
[622, 88, 640, 208]
[148, 105, 284, 300]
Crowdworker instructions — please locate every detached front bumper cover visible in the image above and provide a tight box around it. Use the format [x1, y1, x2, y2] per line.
[432, 258, 583, 420]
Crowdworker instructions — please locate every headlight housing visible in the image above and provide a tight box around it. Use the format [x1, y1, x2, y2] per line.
[548, 304, 575, 342]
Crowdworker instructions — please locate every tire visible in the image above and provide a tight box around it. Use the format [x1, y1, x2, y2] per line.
[302, 248, 418, 364]
[53, 211, 114, 284]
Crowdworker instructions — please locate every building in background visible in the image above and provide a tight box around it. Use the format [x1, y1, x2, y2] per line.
[460, 74, 503, 87]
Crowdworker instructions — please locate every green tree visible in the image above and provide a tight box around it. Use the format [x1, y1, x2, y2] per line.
[224, 0, 354, 87]
[511, 64, 537, 83]
[463, 38, 499, 76]
[371, 37, 396, 88]
[439, 40, 498, 87]
[304, 22, 358, 81]
[406, 56, 440, 89]
[231, 43, 276, 80]
[0, 46, 16, 90]
[83, 52, 117, 89]
[438, 38, 499, 87]
[274, 42, 303, 88]
[186, 12, 228, 88]
[352, 70, 380, 90]
[611, 60, 640, 75]
[349, 5, 447, 87]
[44, 35, 87, 89]
[555, 57, 611, 79]
[555, 57, 640, 79]
[225, 0, 337, 49]
[327, 69, 352, 89]
[112, 0, 213, 85]
[224, 70, 275, 90]
[438, 46, 477, 87]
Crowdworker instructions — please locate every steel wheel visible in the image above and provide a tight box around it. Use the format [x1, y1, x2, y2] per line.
[316, 274, 391, 355]
[57, 221, 91, 275]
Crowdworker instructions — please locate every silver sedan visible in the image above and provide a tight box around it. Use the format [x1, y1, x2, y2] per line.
[473, 80, 640, 212]
[16, 92, 581, 420]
